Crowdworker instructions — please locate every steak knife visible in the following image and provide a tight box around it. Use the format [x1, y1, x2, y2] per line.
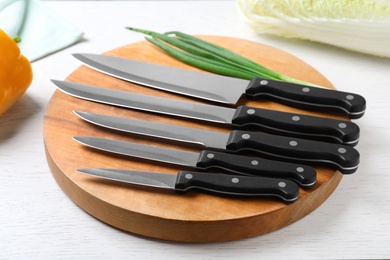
[73, 111, 360, 174]
[73, 136, 317, 188]
[73, 53, 366, 119]
[78, 168, 300, 204]
[52, 80, 360, 145]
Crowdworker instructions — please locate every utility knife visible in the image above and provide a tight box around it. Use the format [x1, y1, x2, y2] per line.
[73, 53, 366, 119]
[72, 111, 360, 174]
[52, 80, 360, 145]
[78, 168, 300, 204]
[73, 135, 317, 188]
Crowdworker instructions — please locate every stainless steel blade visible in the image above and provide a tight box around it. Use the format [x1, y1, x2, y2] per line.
[73, 53, 249, 104]
[77, 168, 177, 190]
[73, 136, 200, 167]
[53, 80, 236, 124]
[73, 111, 229, 149]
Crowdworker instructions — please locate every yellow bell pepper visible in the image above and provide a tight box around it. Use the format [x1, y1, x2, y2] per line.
[0, 29, 33, 116]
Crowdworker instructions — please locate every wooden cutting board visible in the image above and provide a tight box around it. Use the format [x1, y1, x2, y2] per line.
[43, 36, 345, 242]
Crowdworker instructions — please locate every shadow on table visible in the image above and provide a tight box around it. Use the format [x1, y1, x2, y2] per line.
[0, 94, 42, 143]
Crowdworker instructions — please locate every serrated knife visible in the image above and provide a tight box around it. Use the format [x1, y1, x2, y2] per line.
[73, 53, 366, 119]
[73, 111, 360, 174]
[73, 136, 316, 188]
[77, 168, 300, 204]
[52, 80, 360, 145]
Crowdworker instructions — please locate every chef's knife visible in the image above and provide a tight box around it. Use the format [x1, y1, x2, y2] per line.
[73, 136, 316, 188]
[77, 168, 300, 204]
[73, 53, 366, 119]
[52, 80, 360, 145]
[73, 111, 359, 174]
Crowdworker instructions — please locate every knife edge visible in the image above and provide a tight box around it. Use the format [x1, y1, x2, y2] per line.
[53, 79, 360, 146]
[77, 168, 300, 204]
[73, 135, 317, 188]
[72, 53, 366, 119]
[72, 110, 359, 173]
[73, 136, 200, 167]
[72, 53, 248, 104]
[73, 110, 230, 149]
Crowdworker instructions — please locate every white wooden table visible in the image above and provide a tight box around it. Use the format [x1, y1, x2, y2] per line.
[1, 1, 389, 259]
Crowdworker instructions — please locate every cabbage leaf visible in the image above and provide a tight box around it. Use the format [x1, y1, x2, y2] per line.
[238, 0, 390, 57]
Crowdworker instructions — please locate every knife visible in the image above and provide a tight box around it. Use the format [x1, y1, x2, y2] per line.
[77, 168, 300, 204]
[73, 136, 317, 188]
[73, 53, 366, 119]
[72, 111, 360, 174]
[52, 80, 360, 145]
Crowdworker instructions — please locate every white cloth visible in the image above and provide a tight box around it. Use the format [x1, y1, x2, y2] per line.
[0, 0, 83, 61]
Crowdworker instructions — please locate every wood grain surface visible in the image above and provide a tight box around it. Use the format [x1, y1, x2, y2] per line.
[43, 36, 344, 242]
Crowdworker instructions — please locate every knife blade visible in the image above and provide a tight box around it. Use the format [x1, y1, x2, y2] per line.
[73, 136, 316, 188]
[77, 168, 300, 204]
[52, 80, 360, 145]
[73, 111, 360, 174]
[73, 53, 366, 119]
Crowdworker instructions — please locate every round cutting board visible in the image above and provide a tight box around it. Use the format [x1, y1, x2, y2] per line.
[43, 36, 345, 242]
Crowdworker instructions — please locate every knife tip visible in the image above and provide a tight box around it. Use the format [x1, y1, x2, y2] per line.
[50, 79, 70, 90]
[73, 110, 86, 117]
[72, 136, 80, 141]
[72, 136, 86, 143]
[72, 53, 94, 60]
[73, 110, 99, 125]
[50, 79, 60, 84]
[72, 53, 83, 58]
[76, 168, 98, 176]
[76, 168, 88, 174]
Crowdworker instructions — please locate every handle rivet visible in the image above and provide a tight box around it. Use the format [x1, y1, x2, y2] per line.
[338, 148, 347, 154]
[251, 160, 259, 166]
[292, 115, 300, 121]
[289, 140, 298, 146]
[260, 80, 268, 85]
[302, 87, 310, 92]
[278, 182, 287, 188]
[232, 177, 240, 183]
[296, 167, 304, 172]
[207, 153, 215, 159]
[242, 134, 251, 139]
[338, 123, 347, 129]
[185, 173, 193, 179]
[346, 95, 354, 100]
[247, 109, 255, 115]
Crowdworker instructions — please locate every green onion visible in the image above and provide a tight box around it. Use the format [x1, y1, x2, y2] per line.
[126, 27, 311, 85]
[166, 31, 282, 79]
[146, 37, 258, 79]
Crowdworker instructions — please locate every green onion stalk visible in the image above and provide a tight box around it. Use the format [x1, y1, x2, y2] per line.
[126, 27, 312, 86]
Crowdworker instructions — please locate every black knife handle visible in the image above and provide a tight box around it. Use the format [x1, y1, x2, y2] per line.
[226, 130, 360, 174]
[175, 171, 299, 204]
[196, 150, 316, 189]
[245, 78, 366, 119]
[232, 106, 360, 146]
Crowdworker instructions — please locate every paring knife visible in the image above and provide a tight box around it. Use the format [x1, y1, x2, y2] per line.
[73, 111, 360, 174]
[73, 53, 366, 119]
[52, 80, 360, 145]
[77, 168, 300, 204]
[73, 135, 317, 188]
